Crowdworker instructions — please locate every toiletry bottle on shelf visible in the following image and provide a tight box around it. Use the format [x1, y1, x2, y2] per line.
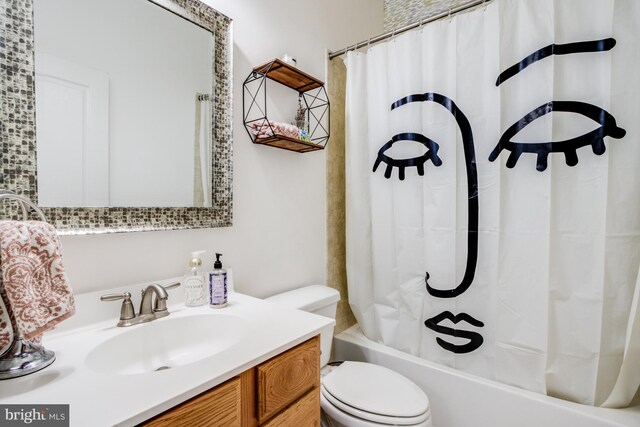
[209, 253, 227, 308]
[184, 251, 207, 307]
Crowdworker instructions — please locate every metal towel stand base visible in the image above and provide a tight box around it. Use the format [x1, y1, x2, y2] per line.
[0, 338, 55, 380]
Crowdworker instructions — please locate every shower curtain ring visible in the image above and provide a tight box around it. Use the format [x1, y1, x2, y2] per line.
[448, 8, 452, 22]
[367, 37, 372, 47]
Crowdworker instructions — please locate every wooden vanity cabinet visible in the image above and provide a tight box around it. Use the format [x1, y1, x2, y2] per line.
[140, 335, 320, 427]
[141, 376, 243, 426]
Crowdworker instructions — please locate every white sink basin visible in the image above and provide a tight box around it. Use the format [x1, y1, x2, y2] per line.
[85, 314, 248, 375]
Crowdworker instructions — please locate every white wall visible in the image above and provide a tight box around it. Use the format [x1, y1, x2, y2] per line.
[58, 0, 383, 298]
[35, 0, 213, 207]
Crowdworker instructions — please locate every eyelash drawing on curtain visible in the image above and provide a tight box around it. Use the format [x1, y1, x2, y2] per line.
[373, 132, 442, 180]
[488, 101, 626, 171]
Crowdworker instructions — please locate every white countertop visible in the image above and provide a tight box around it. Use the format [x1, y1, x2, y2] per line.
[0, 290, 333, 426]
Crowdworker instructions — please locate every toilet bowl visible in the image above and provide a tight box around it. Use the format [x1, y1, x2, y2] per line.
[266, 286, 432, 427]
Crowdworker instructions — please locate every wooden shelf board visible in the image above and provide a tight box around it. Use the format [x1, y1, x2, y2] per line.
[253, 59, 324, 93]
[254, 134, 324, 153]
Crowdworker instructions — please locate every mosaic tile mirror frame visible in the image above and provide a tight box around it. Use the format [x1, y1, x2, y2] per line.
[0, 0, 233, 235]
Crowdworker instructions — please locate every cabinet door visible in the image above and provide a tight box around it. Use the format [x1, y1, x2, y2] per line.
[141, 376, 241, 427]
[257, 336, 320, 424]
[262, 388, 320, 427]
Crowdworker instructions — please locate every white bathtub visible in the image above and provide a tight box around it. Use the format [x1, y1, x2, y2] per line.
[332, 325, 640, 427]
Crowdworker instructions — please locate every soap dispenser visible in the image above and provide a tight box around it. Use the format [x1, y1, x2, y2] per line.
[183, 251, 207, 307]
[209, 253, 227, 308]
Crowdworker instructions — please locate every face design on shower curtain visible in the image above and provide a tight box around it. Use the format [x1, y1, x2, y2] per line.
[372, 37, 627, 355]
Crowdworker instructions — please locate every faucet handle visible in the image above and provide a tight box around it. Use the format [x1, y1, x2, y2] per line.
[161, 282, 181, 291]
[100, 292, 131, 302]
[100, 292, 136, 326]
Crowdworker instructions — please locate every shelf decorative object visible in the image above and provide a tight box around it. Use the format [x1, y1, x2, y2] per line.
[243, 59, 330, 153]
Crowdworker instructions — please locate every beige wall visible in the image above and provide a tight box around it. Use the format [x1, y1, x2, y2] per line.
[326, 58, 357, 333]
[59, 0, 384, 298]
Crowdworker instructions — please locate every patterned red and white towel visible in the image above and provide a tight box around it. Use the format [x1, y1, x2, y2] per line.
[249, 120, 301, 139]
[0, 221, 75, 355]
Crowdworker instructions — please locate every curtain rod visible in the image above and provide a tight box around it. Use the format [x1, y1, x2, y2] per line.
[328, 0, 489, 60]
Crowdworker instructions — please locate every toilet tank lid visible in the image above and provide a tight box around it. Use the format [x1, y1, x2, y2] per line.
[265, 285, 340, 312]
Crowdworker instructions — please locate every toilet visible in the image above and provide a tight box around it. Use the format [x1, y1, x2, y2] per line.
[266, 286, 432, 427]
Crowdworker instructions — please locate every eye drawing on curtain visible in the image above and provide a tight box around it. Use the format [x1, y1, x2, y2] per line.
[490, 38, 627, 171]
[372, 93, 485, 354]
[372, 133, 443, 180]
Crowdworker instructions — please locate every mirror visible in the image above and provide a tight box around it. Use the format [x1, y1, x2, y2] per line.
[34, 0, 213, 208]
[0, 0, 233, 233]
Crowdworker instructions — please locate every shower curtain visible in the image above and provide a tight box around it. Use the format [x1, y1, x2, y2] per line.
[345, 0, 640, 407]
[194, 97, 212, 207]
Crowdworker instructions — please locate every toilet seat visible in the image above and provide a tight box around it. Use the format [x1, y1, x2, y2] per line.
[321, 361, 431, 426]
[320, 390, 432, 427]
[321, 385, 431, 425]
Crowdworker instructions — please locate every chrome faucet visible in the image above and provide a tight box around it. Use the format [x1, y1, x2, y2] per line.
[140, 283, 169, 318]
[101, 282, 180, 327]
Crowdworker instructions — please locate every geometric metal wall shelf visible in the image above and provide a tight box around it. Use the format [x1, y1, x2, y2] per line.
[243, 58, 330, 153]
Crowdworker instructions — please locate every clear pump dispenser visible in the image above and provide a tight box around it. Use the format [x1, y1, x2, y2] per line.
[184, 250, 207, 307]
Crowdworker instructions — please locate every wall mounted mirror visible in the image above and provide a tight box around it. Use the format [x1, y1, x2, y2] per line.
[0, 0, 233, 233]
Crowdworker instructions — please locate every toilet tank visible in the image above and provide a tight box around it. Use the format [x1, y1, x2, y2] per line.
[265, 285, 340, 367]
